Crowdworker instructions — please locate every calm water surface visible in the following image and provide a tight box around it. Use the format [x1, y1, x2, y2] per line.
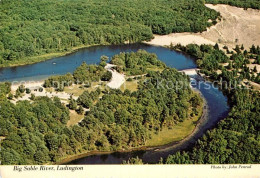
[0, 44, 196, 82]
[0, 43, 229, 164]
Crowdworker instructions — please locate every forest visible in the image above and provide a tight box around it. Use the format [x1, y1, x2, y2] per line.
[0, 0, 219, 66]
[0, 51, 202, 164]
[166, 87, 259, 163]
[206, 0, 260, 9]
[43, 50, 164, 91]
[43, 62, 110, 91]
[170, 43, 260, 84]
[110, 50, 166, 75]
[164, 44, 260, 164]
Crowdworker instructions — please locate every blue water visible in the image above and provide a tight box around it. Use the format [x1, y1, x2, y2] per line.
[0, 43, 229, 164]
[0, 44, 196, 82]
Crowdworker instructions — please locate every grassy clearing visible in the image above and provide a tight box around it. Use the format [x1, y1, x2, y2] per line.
[64, 85, 85, 96]
[146, 104, 203, 147]
[120, 80, 139, 92]
[63, 82, 107, 96]
[67, 110, 84, 127]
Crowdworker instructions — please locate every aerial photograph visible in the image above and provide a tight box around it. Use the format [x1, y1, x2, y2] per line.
[0, 0, 259, 177]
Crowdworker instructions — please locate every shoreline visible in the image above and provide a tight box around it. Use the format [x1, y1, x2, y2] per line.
[145, 4, 260, 50]
[1, 4, 259, 69]
[56, 85, 207, 165]
[4, 49, 209, 165]
[0, 44, 104, 68]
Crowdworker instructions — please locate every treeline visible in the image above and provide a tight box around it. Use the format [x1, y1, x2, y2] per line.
[0, 51, 202, 164]
[166, 88, 259, 164]
[0, 82, 11, 99]
[110, 50, 166, 75]
[43, 50, 167, 91]
[206, 0, 260, 9]
[79, 68, 201, 150]
[164, 44, 260, 164]
[0, 70, 201, 164]
[0, 96, 71, 164]
[44, 60, 111, 91]
[0, 0, 219, 66]
[171, 43, 260, 84]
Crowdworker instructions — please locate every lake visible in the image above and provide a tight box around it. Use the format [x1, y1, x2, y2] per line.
[0, 43, 229, 164]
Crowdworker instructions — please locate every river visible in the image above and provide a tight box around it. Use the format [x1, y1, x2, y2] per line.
[0, 43, 229, 164]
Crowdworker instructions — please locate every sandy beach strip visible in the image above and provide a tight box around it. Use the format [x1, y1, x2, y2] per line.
[145, 4, 260, 50]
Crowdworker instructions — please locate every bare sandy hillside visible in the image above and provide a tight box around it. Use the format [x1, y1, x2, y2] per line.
[146, 4, 260, 49]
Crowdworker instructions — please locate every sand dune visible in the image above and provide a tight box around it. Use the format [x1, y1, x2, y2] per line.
[145, 4, 260, 49]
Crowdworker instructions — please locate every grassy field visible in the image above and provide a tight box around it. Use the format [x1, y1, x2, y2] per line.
[120, 80, 139, 92]
[146, 103, 203, 147]
[63, 82, 107, 96]
[67, 110, 84, 127]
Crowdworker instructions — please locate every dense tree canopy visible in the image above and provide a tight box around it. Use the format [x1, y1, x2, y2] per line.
[165, 44, 260, 164]
[166, 89, 259, 164]
[206, 0, 260, 9]
[0, 0, 219, 66]
[171, 44, 260, 84]
[111, 50, 166, 75]
[0, 51, 202, 164]
[0, 82, 11, 99]
[0, 97, 71, 164]
[79, 68, 201, 149]
[44, 60, 111, 91]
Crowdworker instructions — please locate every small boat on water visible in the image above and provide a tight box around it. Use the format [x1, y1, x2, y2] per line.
[53, 62, 56, 65]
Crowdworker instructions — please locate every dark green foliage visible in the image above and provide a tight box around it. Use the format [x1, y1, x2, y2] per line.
[111, 50, 166, 75]
[69, 96, 77, 110]
[25, 88, 31, 94]
[256, 56, 260, 65]
[77, 106, 84, 115]
[0, 51, 201, 164]
[0, 0, 219, 66]
[44, 73, 74, 91]
[39, 87, 43, 92]
[206, 0, 260, 9]
[186, 44, 203, 58]
[166, 89, 260, 164]
[7, 93, 13, 100]
[0, 82, 11, 99]
[43, 62, 105, 89]
[15, 89, 21, 98]
[80, 68, 201, 149]
[18, 85, 25, 93]
[123, 157, 144, 164]
[100, 56, 109, 68]
[0, 97, 71, 164]
[171, 44, 228, 75]
[165, 43, 260, 164]
[101, 71, 112, 81]
[30, 93, 36, 100]
[73, 62, 106, 83]
[77, 89, 101, 109]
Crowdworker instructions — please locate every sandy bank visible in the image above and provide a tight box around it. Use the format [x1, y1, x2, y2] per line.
[145, 4, 260, 49]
